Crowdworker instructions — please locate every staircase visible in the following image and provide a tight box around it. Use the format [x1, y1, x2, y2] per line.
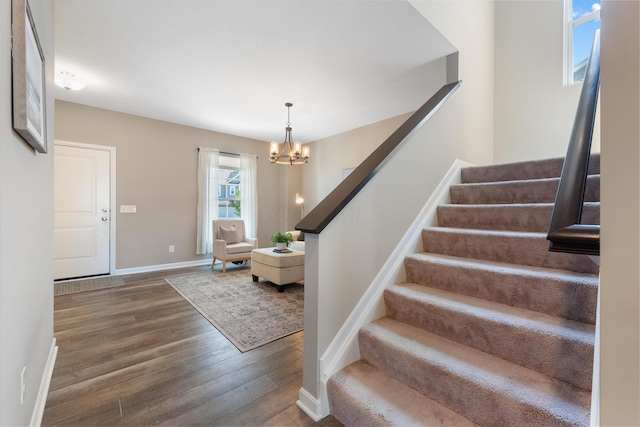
[327, 155, 601, 426]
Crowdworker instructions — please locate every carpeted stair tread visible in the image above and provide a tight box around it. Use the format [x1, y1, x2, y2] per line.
[461, 154, 600, 183]
[384, 283, 594, 390]
[327, 360, 480, 427]
[450, 175, 600, 205]
[404, 252, 598, 323]
[437, 202, 600, 232]
[422, 227, 599, 274]
[359, 318, 591, 427]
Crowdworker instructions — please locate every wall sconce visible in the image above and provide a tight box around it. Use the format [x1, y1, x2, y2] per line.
[295, 193, 304, 217]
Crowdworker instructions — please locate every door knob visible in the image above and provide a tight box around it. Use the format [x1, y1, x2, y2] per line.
[101, 217, 108, 222]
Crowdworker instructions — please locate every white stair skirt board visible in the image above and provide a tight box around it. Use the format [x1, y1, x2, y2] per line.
[316, 159, 470, 419]
[31, 338, 58, 427]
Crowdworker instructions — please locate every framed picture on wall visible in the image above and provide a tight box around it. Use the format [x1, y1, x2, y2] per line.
[12, 0, 47, 153]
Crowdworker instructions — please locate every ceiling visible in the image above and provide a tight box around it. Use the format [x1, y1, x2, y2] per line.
[54, 0, 456, 143]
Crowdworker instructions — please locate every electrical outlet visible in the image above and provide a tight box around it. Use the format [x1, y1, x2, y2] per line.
[20, 367, 26, 404]
[169, 245, 175, 253]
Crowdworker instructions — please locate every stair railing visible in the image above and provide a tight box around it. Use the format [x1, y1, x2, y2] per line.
[296, 81, 460, 235]
[547, 30, 600, 256]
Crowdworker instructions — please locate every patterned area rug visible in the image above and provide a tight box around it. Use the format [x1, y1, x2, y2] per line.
[54, 276, 126, 296]
[165, 270, 304, 352]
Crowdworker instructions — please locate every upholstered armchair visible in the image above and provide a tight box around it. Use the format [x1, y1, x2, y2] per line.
[212, 219, 258, 272]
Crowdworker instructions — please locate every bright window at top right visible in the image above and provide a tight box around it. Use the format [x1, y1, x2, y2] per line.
[566, 0, 601, 85]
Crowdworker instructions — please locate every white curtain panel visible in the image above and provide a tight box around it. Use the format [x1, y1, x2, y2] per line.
[196, 147, 219, 254]
[240, 154, 258, 238]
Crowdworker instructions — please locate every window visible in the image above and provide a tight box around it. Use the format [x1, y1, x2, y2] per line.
[214, 155, 241, 219]
[196, 149, 258, 255]
[566, 0, 601, 85]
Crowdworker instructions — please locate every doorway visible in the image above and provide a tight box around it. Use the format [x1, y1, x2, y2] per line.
[53, 141, 116, 280]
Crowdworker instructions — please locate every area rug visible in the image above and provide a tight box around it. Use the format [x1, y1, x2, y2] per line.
[165, 270, 304, 352]
[54, 276, 126, 296]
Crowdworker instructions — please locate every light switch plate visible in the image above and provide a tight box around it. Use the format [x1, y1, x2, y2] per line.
[120, 205, 137, 213]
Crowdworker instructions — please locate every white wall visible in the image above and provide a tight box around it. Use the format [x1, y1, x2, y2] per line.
[0, 0, 55, 425]
[301, 112, 412, 213]
[300, 57, 448, 215]
[410, 0, 495, 169]
[599, 0, 640, 424]
[493, 0, 600, 163]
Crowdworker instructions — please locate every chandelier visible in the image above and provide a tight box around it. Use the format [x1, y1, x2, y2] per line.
[269, 102, 310, 165]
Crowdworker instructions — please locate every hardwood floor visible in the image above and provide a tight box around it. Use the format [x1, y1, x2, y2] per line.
[42, 265, 343, 427]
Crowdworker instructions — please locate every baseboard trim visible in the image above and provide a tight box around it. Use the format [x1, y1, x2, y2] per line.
[318, 159, 470, 409]
[297, 387, 323, 422]
[31, 338, 58, 427]
[113, 259, 212, 275]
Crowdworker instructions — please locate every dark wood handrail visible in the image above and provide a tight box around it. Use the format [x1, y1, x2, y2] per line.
[295, 81, 460, 234]
[547, 30, 600, 255]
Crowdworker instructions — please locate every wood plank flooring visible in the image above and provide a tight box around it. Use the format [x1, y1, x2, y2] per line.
[42, 265, 343, 427]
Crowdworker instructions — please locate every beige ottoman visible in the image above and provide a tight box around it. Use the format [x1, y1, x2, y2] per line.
[251, 247, 304, 292]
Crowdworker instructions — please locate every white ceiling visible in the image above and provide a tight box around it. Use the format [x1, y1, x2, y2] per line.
[54, 0, 456, 143]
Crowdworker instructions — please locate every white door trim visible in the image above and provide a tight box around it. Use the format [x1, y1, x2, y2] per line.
[54, 140, 117, 276]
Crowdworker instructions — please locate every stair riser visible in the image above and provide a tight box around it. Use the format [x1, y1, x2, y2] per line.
[461, 154, 600, 183]
[404, 255, 598, 324]
[437, 203, 600, 232]
[422, 229, 599, 274]
[359, 327, 589, 427]
[450, 175, 599, 205]
[384, 287, 594, 390]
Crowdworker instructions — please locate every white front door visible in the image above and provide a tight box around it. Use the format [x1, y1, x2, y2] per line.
[54, 144, 111, 280]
